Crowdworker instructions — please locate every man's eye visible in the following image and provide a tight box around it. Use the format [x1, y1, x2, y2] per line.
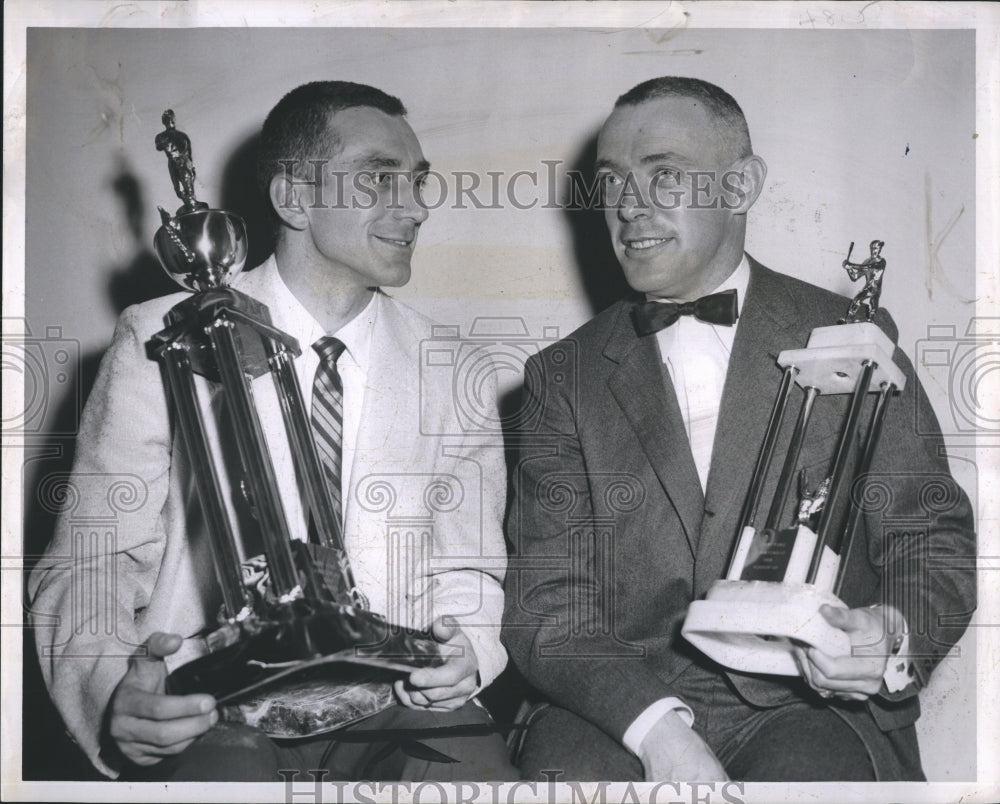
[361, 171, 394, 188]
[654, 168, 682, 184]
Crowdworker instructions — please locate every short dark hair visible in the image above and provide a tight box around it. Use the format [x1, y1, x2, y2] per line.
[615, 76, 752, 160]
[256, 81, 407, 197]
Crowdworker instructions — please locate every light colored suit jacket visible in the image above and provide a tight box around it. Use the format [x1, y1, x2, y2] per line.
[29, 258, 508, 777]
[503, 258, 976, 779]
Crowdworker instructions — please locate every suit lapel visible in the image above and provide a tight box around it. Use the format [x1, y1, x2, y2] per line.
[344, 293, 412, 530]
[604, 302, 704, 556]
[695, 260, 808, 592]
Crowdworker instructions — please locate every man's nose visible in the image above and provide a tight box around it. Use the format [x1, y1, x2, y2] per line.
[617, 182, 651, 222]
[395, 177, 429, 223]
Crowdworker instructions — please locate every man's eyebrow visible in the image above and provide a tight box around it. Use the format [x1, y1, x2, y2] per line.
[594, 152, 690, 172]
[356, 155, 403, 171]
[639, 152, 689, 166]
[354, 155, 431, 174]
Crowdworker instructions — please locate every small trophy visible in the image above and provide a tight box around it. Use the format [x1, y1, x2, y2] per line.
[147, 111, 441, 735]
[682, 242, 903, 675]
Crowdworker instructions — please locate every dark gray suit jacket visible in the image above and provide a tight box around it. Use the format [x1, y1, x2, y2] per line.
[502, 258, 976, 780]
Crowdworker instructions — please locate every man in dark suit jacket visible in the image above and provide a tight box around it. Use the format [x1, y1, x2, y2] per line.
[502, 77, 976, 782]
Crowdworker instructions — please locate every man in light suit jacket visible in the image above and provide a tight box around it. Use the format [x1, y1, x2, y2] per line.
[502, 77, 976, 781]
[29, 81, 516, 781]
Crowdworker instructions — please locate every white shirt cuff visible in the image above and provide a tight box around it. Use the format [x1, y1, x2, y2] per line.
[883, 630, 914, 693]
[622, 697, 695, 756]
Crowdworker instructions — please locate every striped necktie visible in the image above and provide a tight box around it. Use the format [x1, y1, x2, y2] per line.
[311, 336, 348, 534]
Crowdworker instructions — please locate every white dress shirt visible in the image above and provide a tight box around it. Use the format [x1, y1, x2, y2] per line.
[653, 257, 749, 493]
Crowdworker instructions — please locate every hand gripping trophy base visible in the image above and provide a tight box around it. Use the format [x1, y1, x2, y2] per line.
[683, 581, 851, 676]
[681, 321, 905, 676]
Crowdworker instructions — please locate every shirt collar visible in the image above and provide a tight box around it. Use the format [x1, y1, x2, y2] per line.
[235, 255, 377, 371]
[645, 253, 751, 307]
[649, 254, 749, 356]
[331, 290, 377, 373]
[713, 254, 750, 303]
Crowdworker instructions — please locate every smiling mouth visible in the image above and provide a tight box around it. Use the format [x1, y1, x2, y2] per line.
[624, 237, 672, 251]
[374, 235, 414, 248]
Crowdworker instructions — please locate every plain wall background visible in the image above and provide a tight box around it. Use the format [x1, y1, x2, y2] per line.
[19, 25, 980, 780]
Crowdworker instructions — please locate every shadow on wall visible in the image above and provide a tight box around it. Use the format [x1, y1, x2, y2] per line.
[494, 131, 631, 552]
[22, 132, 277, 781]
[106, 158, 181, 312]
[562, 129, 632, 317]
[219, 132, 276, 273]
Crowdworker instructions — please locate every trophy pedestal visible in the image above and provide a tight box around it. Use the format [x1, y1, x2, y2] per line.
[164, 598, 442, 704]
[776, 323, 905, 394]
[683, 580, 850, 676]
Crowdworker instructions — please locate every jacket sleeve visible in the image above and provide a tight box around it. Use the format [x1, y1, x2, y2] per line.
[864, 311, 977, 706]
[428, 393, 509, 689]
[401, 344, 509, 690]
[27, 305, 174, 777]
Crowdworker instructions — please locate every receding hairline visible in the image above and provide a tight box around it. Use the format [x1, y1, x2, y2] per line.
[609, 77, 754, 161]
[255, 80, 409, 197]
[318, 106, 425, 164]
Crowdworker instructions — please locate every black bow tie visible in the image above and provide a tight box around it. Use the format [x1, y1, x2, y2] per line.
[631, 289, 739, 335]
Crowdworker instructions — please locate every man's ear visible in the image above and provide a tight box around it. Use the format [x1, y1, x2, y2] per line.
[725, 154, 768, 215]
[268, 173, 310, 231]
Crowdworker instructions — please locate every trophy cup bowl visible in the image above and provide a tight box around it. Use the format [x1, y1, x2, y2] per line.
[154, 208, 248, 291]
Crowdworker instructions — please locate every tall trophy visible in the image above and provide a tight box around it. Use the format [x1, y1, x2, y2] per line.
[682, 242, 903, 675]
[148, 111, 441, 736]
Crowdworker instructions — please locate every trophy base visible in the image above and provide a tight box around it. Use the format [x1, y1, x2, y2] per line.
[681, 579, 850, 676]
[165, 598, 442, 703]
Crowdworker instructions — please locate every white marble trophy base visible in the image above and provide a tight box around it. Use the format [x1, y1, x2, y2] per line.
[776, 322, 906, 394]
[681, 580, 851, 676]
